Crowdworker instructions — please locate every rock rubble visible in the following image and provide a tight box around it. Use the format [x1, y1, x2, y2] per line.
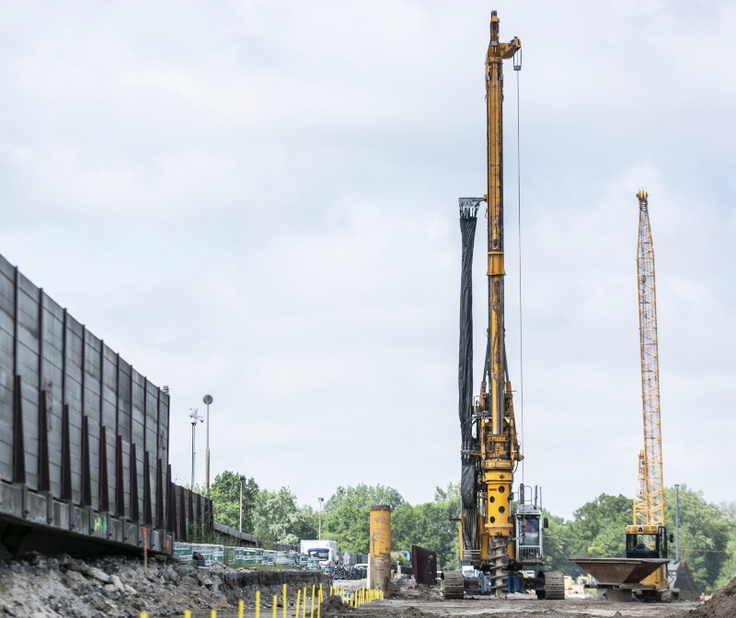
[0, 552, 329, 618]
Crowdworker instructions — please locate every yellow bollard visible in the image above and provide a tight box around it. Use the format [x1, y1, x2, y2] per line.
[273, 595, 278, 618]
[319, 584, 323, 602]
[211, 611, 217, 618]
[184, 611, 191, 618]
[302, 588, 307, 618]
[295, 589, 301, 618]
[256, 590, 261, 618]
[239, 599, 244, 618]
[283, 584, 287, 618]
[140, 613, 148, 618]
[310, 585, 315, 618]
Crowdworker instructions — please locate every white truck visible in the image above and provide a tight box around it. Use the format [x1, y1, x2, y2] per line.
[300, 540, 338, 575]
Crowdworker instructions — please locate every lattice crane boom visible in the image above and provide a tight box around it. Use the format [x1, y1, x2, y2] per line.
[633, 189, 665, 528]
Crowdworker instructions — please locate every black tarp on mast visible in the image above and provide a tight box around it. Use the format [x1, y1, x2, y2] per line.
[458, 197, 482, 555]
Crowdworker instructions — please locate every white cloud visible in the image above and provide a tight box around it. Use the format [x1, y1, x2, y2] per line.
[0, 0, 734, 520]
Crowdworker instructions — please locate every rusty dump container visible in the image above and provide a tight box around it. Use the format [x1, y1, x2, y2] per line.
[571, 556, 669, 585]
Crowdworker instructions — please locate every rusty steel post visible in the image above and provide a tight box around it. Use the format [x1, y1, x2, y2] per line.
[369, 504, 391, 598]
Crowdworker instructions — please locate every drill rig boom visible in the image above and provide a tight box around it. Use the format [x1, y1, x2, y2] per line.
[477, 9, 522, 554]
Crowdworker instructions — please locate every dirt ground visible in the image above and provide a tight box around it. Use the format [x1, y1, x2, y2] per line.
[0, 553, 730, 618]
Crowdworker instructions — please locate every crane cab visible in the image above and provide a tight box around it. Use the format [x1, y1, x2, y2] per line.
[625, 524, 668, 559]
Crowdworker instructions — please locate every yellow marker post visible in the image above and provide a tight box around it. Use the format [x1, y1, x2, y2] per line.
[295, 589, 301, 618]
[319, 584, 323, 602]
[239, 599, 244, 618]
[211, 611, 217, 618]
[283, 584, 287, 618]
[310, 585, 315, 618]
[184, 611, 191, 618]
[139, 613, 148, 618]
[273, 595, 278, 618]
[256, 590, 261, 618]
[302, 588, 307, 618]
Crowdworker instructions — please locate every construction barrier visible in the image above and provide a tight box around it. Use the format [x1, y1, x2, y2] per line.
[140, 582, 384, 618]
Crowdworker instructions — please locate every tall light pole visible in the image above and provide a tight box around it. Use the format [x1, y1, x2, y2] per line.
[318, 497, 324, 540]
[188, 407, 204, 490]
[675, 484, 680, 561]
[239, 475, 246, 533]
[203, 394, 213, 497]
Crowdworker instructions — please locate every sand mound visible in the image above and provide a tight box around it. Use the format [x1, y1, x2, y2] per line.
[688, 576, 736, 618]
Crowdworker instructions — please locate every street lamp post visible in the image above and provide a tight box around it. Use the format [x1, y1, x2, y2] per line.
[188, 407, 204, 490]
[203, 395, 213, 497]
[239, 475, 246, 533]
[675, 484, 680, 561]
[318, 497, 324, 540]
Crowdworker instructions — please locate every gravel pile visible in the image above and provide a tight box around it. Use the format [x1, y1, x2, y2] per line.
[0, 552, 329, 618]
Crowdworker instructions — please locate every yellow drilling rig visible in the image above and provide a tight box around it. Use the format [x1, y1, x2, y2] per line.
[446, 11, 563, 600]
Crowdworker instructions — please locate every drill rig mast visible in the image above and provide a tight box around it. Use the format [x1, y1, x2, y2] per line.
[475, 10, 522, 585]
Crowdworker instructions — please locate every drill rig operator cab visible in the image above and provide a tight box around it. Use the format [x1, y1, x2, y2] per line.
[514, 505, 544, 564]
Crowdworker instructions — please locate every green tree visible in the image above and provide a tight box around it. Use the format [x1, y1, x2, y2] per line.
[568, 493, 632, 558]
[323, 484, 405, 553]
[253, 487, 317, 546]
[210, 471, 259, 532]
[539, 511, 580, 576]
[391, 484, 460, 571]
[713, 502, 736, 591]
[664, 486, 732, 594]
[325, 484, 405, 513]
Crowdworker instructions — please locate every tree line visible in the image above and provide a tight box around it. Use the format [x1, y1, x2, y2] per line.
[209, 471, 735, 594]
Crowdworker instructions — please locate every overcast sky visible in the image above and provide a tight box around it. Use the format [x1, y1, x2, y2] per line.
[1, 1, 734, 521]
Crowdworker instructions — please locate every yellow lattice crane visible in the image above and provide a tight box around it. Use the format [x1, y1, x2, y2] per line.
[626, 189, 671, 600]
[571, 191, 677, 602]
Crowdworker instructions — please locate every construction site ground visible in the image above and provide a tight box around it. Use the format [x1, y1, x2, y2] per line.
[2, 553, 734, 618]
